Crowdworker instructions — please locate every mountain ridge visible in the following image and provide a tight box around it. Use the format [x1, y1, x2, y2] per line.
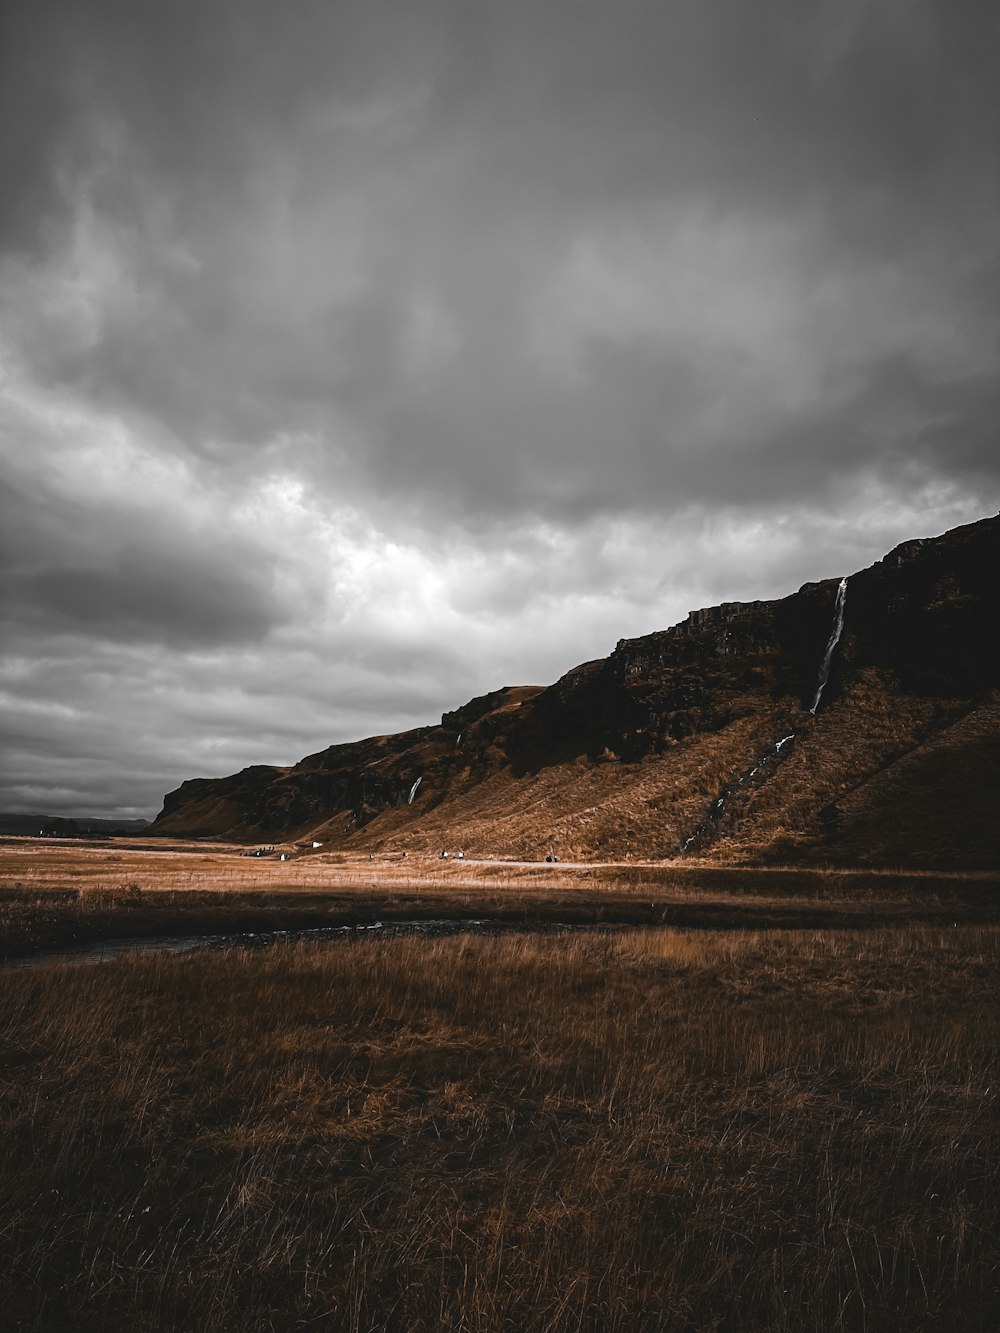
[149, 513, 1000, 868]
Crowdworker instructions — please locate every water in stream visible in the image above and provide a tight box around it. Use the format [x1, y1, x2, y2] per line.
[6, 918, 516, 969]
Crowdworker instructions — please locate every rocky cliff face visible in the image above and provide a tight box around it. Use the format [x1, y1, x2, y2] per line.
[149, 514, 1000, 868]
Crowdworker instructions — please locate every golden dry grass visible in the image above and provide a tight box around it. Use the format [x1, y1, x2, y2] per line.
[2, 925, 999, 1330]
[3, 836, 997, 961]
[5, 836, 997, 897]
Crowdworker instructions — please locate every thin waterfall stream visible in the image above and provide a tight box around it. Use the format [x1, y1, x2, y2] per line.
[680, 575, 849, 853]
[809, 576, 848, 713]
[679, 734, 795, 853]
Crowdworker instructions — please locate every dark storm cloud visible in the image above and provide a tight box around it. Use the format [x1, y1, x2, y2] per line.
[25, 547, 281, 647]
[2, 0, 999, 816]
[0, 469, 287, 648]
[5, 0, 997, 517]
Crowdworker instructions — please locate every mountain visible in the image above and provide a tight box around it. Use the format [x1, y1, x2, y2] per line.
[0, 814, 150, 836]
[149, 514, 1000, 869]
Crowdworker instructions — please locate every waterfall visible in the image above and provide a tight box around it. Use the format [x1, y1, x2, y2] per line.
[809, 577, 848, 714]
[678, 734, 796, 854]
[746, 734, 794, 780]
[408, 776, 422, 804]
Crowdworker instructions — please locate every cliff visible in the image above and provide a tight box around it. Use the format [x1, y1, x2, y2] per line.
[149, 514, 1000, 868]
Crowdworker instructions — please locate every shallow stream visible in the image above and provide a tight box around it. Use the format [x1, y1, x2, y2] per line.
[5, 918, 556, 968]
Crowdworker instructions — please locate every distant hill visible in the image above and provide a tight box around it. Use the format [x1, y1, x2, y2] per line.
[149, 514, 1000, 870]
[0, 814, 151, 837]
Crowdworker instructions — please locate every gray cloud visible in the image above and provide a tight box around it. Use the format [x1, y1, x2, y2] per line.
[6, 0, 996, 511]
[0, 468, 288, 648]
[25, 549, 282, 647]
[1, 0, 998, 815]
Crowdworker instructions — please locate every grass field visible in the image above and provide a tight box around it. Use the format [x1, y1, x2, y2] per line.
[2, 837, 999, 958]
[1, 924, 998, 1331]
[2, 838, 998, 1328]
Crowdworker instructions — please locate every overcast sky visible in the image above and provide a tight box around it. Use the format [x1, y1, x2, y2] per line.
[2, 0, 998, 819]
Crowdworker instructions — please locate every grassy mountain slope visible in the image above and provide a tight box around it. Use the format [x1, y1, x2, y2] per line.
[149, 515, 1000, 869]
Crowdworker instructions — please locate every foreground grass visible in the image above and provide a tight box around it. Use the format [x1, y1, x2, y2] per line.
[2, 927, 998, 1330]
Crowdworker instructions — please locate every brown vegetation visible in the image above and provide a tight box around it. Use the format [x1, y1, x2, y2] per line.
[2, 925, 999, 1330]
[3, 837, 998, 959]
